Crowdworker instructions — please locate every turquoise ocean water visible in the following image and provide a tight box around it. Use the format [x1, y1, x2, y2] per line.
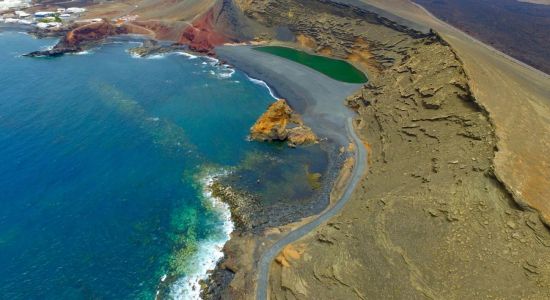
[0, 32, 327, 299]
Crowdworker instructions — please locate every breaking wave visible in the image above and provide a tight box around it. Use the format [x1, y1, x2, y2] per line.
[246, 75, 278, 99]
[166, 170, 234, 300]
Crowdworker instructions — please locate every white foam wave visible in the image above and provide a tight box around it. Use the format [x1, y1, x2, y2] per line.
[40, 44, 55, 51]
[128, 50, 199, 60]
[73, 50, 92, 55]
[203, 56, 219, 64]
[218, 67, 235, 79]
[167, 170, 234, 300]
[246, 75, 278, 99]
[207, 63, 236, 79]
[176, 51, 198, 59]
[146, 54, 166, 60]
[128, 50, 142, 59]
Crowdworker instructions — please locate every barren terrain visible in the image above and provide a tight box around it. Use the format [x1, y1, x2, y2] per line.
[71, 0, 550, 298]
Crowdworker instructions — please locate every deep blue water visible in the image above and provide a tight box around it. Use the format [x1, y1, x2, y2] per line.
[0, 32, 320, 299]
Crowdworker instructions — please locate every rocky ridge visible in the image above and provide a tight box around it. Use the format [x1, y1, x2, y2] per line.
[188, 0, 550, 299]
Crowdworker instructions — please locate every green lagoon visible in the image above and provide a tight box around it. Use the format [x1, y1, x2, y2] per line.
[255, 46, 368, 83]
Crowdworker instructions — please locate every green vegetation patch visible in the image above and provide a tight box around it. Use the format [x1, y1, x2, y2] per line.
[38, 13, 62, 23]
[255, 46, 368, 83]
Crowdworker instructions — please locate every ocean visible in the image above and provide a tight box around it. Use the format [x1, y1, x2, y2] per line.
[0, 31, 328, 299]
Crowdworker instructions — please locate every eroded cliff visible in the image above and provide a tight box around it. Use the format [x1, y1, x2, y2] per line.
[196, 0, 550, 299]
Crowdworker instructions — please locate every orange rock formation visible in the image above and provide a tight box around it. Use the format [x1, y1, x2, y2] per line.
[250, 99, 317, 146]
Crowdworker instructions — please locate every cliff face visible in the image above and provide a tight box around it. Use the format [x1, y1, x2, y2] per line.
[250, 99, 317, 146]
[178, 7, 231, 53]
[176, 0, 269, 53]
[63, 21, 120, 47]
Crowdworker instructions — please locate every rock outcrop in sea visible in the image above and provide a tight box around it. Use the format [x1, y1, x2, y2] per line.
[25, 20, 154, 57]
[250, 99, 317, 147]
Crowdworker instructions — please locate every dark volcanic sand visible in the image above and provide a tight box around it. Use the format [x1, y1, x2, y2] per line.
[414, 0, 550, 74]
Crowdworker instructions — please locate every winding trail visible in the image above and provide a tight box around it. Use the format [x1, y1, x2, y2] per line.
[256, 118, 367, 300]
[216, 45, 367, 300]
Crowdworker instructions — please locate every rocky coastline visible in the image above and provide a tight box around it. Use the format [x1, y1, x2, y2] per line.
[199, 142, 350, 299]
[14, 0, 550, 297]
[22, 19, 164, 57]
[193, 0, 550, 298]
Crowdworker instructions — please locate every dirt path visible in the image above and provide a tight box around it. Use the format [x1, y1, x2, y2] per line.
[215, 45, 366, 299]
[256, 118, 367, 300]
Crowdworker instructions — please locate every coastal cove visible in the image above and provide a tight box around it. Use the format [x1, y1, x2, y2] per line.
[3, 0, 550, 298]
[0, 32, 335, 299]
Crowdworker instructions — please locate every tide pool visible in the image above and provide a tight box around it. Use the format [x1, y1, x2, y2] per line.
[0, 32, 328, 299]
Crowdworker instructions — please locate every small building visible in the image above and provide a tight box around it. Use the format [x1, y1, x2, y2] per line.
[41, 16, 57, 22]
[15, 10, 30, 18]
[34, 11, 55, 18]
[57, 8, 66, 13]
[36, 22, 49, 29]
[66, 7, 85, 14]
[59, 13, 71, 19]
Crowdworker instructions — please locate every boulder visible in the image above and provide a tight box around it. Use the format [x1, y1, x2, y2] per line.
[250, 99, 317, 146]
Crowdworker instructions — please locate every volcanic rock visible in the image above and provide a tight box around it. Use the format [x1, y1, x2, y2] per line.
[250, 99, 317, 146]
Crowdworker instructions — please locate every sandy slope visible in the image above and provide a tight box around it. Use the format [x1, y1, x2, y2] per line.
[85, 0, 215, 21]
[83, 0, 215, 40]
[356, 0, 550, 225]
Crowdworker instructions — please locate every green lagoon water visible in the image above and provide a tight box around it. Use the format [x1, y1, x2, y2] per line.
[0, 32, 329, 299]
[255, 46, 368, 83]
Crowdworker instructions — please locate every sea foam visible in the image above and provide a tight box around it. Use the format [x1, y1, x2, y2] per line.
[128, 50, 198, 60]
[175, 51, 198, 59]
[246, 75, 278, 99]
[167, 170, 234, 300]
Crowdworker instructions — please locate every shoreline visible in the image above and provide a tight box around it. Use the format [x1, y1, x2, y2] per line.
[163, 170, 235, 299]
[11, 25, 363, 297]
[8, 29, 321, 299]
[217, 45, 362, 147]
[256, 118, 366, 299]
[198, 44, 365, 299]
[123, 41, 359, 298]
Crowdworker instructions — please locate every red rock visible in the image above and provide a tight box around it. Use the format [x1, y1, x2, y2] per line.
[178, 7, 230, 53]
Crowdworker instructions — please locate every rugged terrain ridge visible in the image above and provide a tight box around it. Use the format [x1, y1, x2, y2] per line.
[191, 0, 550, 299]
